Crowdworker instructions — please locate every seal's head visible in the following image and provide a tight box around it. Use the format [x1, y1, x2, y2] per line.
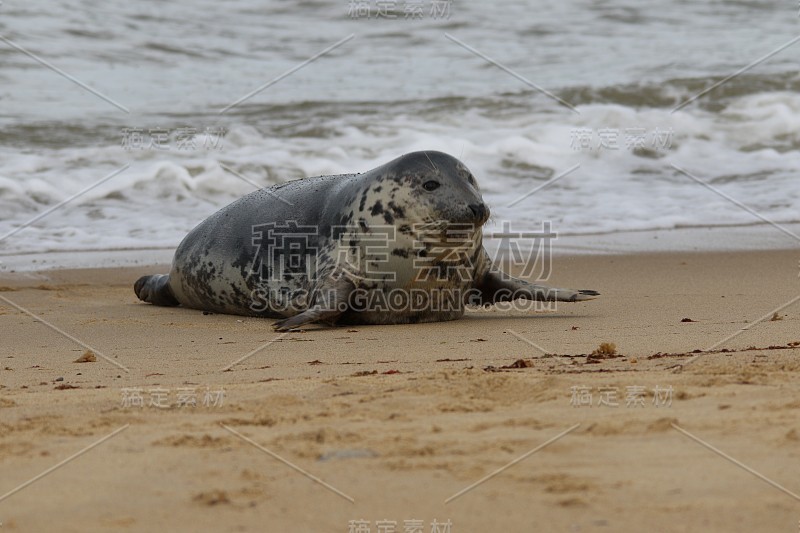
[389, 151, 489, 227]
[360, 151, 489, 232]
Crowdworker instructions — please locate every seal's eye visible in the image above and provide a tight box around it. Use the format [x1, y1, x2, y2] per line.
[422, 180, 440, 191]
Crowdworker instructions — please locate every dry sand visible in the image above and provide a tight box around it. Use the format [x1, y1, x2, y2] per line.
[1, 250, 799, 532]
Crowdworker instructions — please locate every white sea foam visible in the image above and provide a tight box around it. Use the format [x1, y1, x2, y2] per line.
[2, 94, 799, 262]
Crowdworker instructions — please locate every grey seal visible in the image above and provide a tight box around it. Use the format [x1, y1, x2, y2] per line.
[134, 151, 598, 330]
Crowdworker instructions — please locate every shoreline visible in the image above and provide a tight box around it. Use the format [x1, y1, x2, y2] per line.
[2, 222, 799, 273]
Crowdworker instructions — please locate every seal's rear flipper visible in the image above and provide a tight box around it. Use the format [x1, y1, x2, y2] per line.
[134, 274, 179, 306]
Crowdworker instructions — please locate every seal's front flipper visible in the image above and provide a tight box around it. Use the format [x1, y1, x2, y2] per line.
[272, 277, 353, 331]
[569, 289, 600, 301]
[134, 274, 179, 306]
[477, 271, 600, 304]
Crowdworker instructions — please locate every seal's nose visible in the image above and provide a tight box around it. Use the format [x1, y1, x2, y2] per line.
[468, 202, 489, 222]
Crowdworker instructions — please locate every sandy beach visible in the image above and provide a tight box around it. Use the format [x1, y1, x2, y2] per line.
[0, 249, 798, 532]
[3, 0, 800, 531]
